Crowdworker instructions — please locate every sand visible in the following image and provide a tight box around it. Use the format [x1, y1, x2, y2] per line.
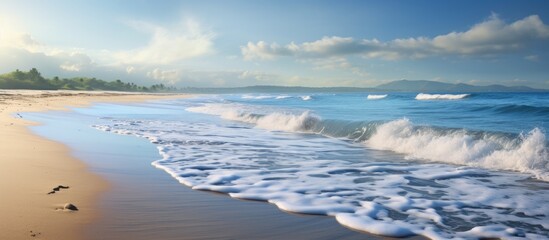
[0, 90, 424, 240]
[0, 90, 190, 240]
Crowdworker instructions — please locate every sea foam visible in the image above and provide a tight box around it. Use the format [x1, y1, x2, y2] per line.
[94, 117, 549, 239]
[301, 95, 312, 101]
[186, 103, 549, 181]
[241, 94, 274, 99]
[187, 103, 320, 132]
[366, 118, 549, 181]
[367, 94, 388, 100]
[415, 93, 470, 100]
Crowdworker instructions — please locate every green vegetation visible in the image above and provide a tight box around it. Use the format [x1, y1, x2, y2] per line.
[0, 68, 178, 92]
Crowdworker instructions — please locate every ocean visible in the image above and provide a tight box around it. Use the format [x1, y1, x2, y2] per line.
[30, 92, 549, 239]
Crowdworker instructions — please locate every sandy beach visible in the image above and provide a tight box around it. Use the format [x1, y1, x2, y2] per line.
[1, 91, 400, 240]
[0, 90, 189, 240]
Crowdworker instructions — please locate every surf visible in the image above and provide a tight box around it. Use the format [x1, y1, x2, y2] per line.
[367, 94, 388, 100]
[415, 93, 470, 100]
[186, 103, 548, 181]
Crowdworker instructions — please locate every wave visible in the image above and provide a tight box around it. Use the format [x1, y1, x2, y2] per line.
[415, 93, 470, 100]
[186, 104, 548, 180]
[301, 95, 312, 101]
[275, 95, 291, 99]
[365, 119, 548, 180]
[241, 95, 273, 99]
[186, 104, 320, 132]
[223, 111, 319, 132]
[242, 95, 293, 100]
[367, 94, 388, 100]
[494, 104, 549, 115]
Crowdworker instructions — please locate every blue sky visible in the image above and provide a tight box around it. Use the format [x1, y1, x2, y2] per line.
[1, 0, 548, 88]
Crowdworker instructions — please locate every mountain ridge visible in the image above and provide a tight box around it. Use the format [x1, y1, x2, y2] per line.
[375, 80, 544, 92]
[181, 80, 547, 93]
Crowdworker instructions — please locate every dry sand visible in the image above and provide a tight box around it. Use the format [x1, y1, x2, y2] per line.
[0, 90, 190, 240]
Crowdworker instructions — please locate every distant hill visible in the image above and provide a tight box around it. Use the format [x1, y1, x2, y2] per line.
[182, 81, 546, 93]
[375, 80, 545, 92]
[2, 69, 546, 93]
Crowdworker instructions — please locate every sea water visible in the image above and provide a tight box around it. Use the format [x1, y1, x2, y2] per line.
[71, 93, 549, 239]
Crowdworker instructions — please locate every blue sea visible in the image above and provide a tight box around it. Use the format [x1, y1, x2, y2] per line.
[37, 92, 549, 239]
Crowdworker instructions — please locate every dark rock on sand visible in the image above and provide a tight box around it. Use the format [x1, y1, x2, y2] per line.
[47, 185, 69, 194]
[63, 203, 78, 211]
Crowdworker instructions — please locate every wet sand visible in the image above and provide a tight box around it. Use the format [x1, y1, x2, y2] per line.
[0, 90, 189, 240]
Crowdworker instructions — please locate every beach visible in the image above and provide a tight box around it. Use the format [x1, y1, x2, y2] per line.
[2, 1, 548, 239]
[0, 91, 385, 240]
[2, 90, 547, 240]
[0, 91, 189, 240]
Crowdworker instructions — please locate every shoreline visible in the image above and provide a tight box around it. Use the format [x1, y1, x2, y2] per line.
[21, 93, 401, 240]
[0, 90, 190, 240]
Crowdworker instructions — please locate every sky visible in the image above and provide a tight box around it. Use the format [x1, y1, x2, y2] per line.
[1, 0, 549, 88]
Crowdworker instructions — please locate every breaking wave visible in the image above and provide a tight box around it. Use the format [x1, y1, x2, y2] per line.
[366, 118, 548, 181]
[415, 93, 470, 100]
[186, 104, 549, 180]
[367, 94, 388, 100]
[301, 95, 312, 101]
[241, 95, 273, 100]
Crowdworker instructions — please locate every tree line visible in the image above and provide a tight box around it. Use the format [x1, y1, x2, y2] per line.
[0, 68, 178, 92]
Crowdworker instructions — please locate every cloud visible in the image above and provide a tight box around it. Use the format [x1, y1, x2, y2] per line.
[0, 45, 94, 75]
[57, 52, 94, 72]
[241, 41, 297, 60]
[116, 19, 215, 65]
[242, 14, 549, 60]
[0, 25, 96, 73]
[0, 32, 42, 51]
[238, 70, 277, 82]
[126, 66, 135, 74]
[0, 17, 215, 86]
[146, 68, 181, 84]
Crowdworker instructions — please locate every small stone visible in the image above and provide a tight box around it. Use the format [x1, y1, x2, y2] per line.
[63, 203, 78, 211]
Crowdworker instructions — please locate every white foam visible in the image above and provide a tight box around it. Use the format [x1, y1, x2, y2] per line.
[415, 93, 470, 100]
[275, 95, 291, 99]
[186, 103, 320, 132]
[241, 94, 273, 99]
[336, 213, 417, 237]
[188, 103, 549, 181]
[94, 117, 549, 239]
[301, 95, 312, 101]
[367, 94, 388, 100]
[366, 118, 549, 180]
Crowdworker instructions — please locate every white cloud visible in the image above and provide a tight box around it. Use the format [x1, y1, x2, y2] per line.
[238, 70, 276, 82]
[0, 24, 96, 73]
[241, 41, 296, 60]
[430, 14, 549, 55]
[146, 68, 181, 84]
[242, 14, 549, 60]
[126, 66, 135, 74]
[57, 52, 93, 72]
[116, 19, 215, 65]
[0, 32, 41, 51]
[59, 63, 81, 72]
